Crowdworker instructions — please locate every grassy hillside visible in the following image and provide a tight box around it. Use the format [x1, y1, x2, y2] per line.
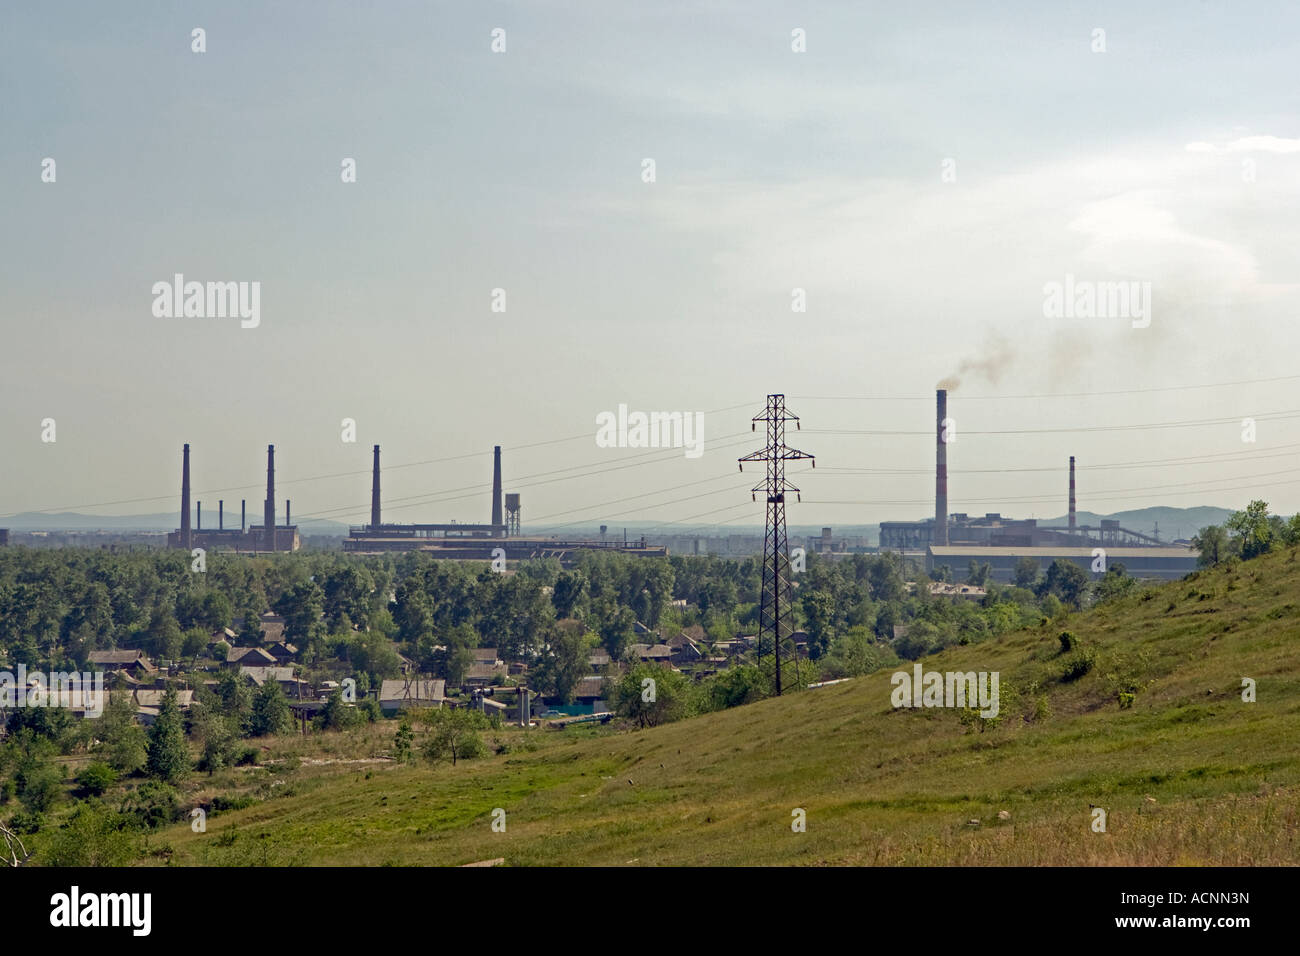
[153, 548, 1300, 866]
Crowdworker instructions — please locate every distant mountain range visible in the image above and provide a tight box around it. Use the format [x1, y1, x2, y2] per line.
[1034, 506, 1234, 541]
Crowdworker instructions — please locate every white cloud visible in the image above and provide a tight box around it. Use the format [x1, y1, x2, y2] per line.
[1185, 135, 1300, 154]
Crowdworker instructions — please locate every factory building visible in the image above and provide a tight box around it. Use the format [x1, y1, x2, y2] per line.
[927, 545, 1198, 583]
[343, 444, 665, 565]
[167, 443, 299, 552]
[883, 389, 1197, 579]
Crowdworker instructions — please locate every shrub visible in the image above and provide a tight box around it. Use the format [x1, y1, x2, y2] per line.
[120, 780, 182, 830]
[1057, 631, 1077, 654]
[1033, 695, 1051, 722]
[41, 802, 138, 867]
[76, 762, 118, 797]
[210, 794, 257, 814]
[1060, 648, 1097, 683]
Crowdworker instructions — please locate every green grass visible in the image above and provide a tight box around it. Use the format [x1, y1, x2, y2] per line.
[153, 550, 1300, 866]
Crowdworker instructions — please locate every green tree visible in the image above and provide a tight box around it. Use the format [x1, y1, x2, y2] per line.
[393, 719, 415, 763]
[800, 590, 837, 659]
[99, 690, 147, 773]
[1012, 557, 1041, 589]
[531, 620, 589, 702]
[1191, 524, 1232, 567]
[273, 580, 325, 642]
[214, 670, 253, 734]
[193, 706, 236, 774]
[1225, 501, 1274, 560]
[966, 560, 992, 587]
[1039, 559, 1090, 609]
[75, 762, 118, 797]
[610, 663, 692, 728]
[250, 680, 294, 736]
[145, 605, 183, 662]
[181, 626, 208, 665]
[145, 688, 190, 783]
[317, 688, 361, 731]
[551, 571, 588, 618]
[420, 707, 488, 765]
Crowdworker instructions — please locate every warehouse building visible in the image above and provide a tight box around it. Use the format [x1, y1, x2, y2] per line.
[927, 544, 1198, 583]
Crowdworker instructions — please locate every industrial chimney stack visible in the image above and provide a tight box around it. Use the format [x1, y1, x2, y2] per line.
[264, 444, 276, 552]
[1069, 456, 1077, 533]
[492, 445, 504, 537]
[371, 444, 381, 528]
[180, 443, 192, 550]
[935, 389, 948, 546]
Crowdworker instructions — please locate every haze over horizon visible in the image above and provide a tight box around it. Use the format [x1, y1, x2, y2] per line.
[4, 2, 1300, 534]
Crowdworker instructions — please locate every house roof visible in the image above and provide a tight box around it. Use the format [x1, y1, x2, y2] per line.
[470, 648, 499, 662]
[239, 666, 297, 686]
[467, 661, 505, 680]
[379, 678, 446, 702]
[571, 676, 606, 699]
[88, 650, 156, 671]
[667, 631, 701, 650]
[135, 689, 194, 709]
[588, 649, 612, 667]
[228, 646, 277, 664]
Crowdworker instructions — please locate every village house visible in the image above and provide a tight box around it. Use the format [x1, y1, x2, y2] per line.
[226, 646, 278, 669]
[87, 649, 157, 679]
[379, 678, 447, 715]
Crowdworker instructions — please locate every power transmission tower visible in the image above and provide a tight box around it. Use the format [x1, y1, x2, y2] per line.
[739, 394, 814, 696]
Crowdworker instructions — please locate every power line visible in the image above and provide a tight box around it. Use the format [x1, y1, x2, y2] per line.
[793, 372, 1300, 402]
[806, 408, 1300, 437]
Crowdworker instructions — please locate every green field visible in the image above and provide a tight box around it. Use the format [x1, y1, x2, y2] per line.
[151, 549, 1300, 866]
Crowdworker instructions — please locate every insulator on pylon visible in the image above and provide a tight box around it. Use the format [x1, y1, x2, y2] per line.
[752, 493, 756, 502]
[752, 423, 756, 431]
[797, 493, 802, 502]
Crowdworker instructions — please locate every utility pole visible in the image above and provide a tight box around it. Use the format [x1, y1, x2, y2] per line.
[739, 394, 814, 695]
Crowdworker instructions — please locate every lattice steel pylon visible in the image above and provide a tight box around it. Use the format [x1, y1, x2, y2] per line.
[739, 394, 814, 696]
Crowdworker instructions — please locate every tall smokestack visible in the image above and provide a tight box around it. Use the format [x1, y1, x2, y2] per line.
[219, 500, 224, 531]
[491, 445, 503, 537]
[1069, 456, 1077, 532]
[180, 444, 192, 550]
[371, 444, 381, 528]
[241, 499, 246, 531]
[285, 499, 290, 527]
[935, 389, 948, 547]
[264, 444, 276, 552]
[196, 501, 201, 531]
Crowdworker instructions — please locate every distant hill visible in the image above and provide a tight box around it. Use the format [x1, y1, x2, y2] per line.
[0, 511, 351, 534]
[1036, 506, 1234, 541]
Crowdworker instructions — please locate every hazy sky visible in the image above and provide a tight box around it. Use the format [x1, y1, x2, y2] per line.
[3, 1, 1299, 534]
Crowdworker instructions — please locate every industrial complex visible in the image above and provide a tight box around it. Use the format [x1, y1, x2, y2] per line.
[165, 441, 664, 565]
[875, 389, 1198, 581]
[165, 443, 300, 553]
